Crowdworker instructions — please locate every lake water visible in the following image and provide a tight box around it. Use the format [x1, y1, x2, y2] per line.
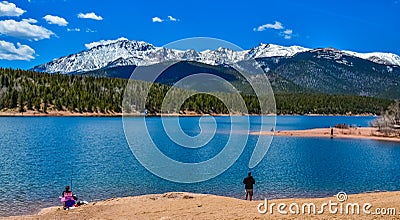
[1, 116, 400, 216]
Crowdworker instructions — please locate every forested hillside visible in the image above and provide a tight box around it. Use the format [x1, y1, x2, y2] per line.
[0, 68, 393, 115]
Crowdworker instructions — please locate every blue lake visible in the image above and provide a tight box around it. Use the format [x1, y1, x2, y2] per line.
[1, 116, 400, 216]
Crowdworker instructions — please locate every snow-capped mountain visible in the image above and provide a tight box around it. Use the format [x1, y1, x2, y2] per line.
[342, 50, 400, 66]
[32, 38, 400, 74]
[247, 43, 309, 58]
[34, 40, 158, 73]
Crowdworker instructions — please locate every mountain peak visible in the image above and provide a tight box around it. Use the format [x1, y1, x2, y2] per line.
[247, 43, 310, 59]
[256, 43, 270, 48]
[85, 38, 155, 51]
[89, 39, 155, 52]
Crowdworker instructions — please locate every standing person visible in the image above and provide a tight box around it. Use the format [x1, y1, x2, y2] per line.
[243, 172, 255, 201]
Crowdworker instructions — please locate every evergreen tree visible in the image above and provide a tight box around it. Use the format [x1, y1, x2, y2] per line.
[18, 94, 25, 113]
[43, 98, 48, 113]
[9, 89, 18, 109]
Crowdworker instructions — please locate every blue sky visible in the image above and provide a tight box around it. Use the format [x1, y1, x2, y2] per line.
[0, 0, 399, 69]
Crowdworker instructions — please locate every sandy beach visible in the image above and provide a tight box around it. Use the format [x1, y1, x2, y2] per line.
[253, 127, 400, 142]
[4, 191, 400, 219]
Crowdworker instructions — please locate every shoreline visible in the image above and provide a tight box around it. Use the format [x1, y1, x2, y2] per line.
[0, 110, 123, 117]
[0, 110, 377, 117]
[253, 127, 400, 142]
[6, 191, 400, 219]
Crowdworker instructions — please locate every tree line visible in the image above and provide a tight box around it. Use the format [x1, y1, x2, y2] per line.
[371, 100, 400, 136]
[0, 68, 394, 115]
[0, 68, 125, 113]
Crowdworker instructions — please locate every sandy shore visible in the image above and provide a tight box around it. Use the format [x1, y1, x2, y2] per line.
[4, 191, 400, 219]
[253, 127, 400, 142]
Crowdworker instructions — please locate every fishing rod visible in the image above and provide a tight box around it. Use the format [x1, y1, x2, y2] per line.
[70, 166, 73, 191]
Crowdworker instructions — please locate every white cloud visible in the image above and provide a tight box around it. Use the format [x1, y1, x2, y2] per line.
[22, 18, 37, 23]
[78, 12, 103, 20]
[283, 29, 293, 35]
[84, 37, 128, 49]
[43, 15, 68, 26]
[85, 28, 96, 33]
[0, 1, 25, 17]
[0, 19, 54, 41]
[281, 29, 294, 40]
[168, 15, 177, 21]
[153, 16, 179, 23]
[67, 27, 80, 32]
[0, 40, 35, 60]
[253, 21, 284, 32]
[254, 21, 295, 40]
[152, 16, 163, 23]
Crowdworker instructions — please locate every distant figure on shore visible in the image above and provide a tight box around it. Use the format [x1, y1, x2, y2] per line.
[331, 127, 334, 138]
[61, 186, 76, 209]
[243, 172, 255, 201]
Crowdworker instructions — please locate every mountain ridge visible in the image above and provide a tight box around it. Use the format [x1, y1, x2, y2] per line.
[32, 38, 400, 74]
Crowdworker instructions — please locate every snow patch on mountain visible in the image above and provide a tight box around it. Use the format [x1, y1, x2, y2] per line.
[248, 43, 309, 58]
[342, 50, 400, 66]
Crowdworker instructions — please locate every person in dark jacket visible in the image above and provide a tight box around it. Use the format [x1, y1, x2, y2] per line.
[243, 172, 255, 201]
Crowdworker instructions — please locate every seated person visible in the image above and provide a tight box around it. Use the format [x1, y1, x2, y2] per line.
[60, 186, 76, 209]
